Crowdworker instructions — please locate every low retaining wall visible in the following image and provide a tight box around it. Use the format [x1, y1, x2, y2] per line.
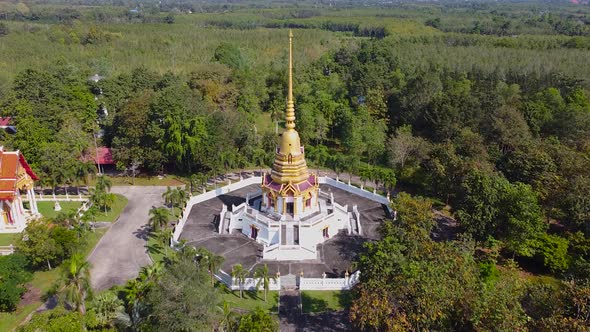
[173, 176, 262, 242]
[215, 269, 281, 291]
[319, 177, 390, 206]
[299, 271, 361, 290]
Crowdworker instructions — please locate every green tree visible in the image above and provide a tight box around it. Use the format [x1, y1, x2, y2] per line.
[17, 219, 60, 270]
[61, 253, 92, 314]
[254, 264, 276, 302]
[231, 264, 248, 299]
[237, 307, 278, 332]
[142, 253, 220, 331]
[87, 291, 130, 330]
[149, 207, 171, 232]
[0, 253, 32, 312]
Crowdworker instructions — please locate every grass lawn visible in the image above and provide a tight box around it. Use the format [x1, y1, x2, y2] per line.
[0, 302, 40, 332]
[301, 290, 352, 313]
[37, 201, 83, 220]
[95, 194, 128, 222]
[219, 285, 279, 313]
[0, 233, 20, 246]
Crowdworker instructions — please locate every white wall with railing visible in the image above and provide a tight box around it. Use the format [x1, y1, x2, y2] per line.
[215, 269, 281, 291]
[172, 176, 262, 242]
[299, 271, 361, 290]
[319, 177, 390, 206]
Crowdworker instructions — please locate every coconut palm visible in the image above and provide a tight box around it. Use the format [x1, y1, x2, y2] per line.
[89, 291, 131, 329]
[61, 253, 92, 314]
[95, 175, 112, 193]
[139, 261, 163, 285]
[231, 264, 249, 299]
[206, 253, 224, 286]
[156, 228, 173, 256]
[149, 207, 170, 232]
[172, 188, 188, 210]
[162, 186, 175, 207]
[218, 300, 236, 332]
[254, 264, 276, 302]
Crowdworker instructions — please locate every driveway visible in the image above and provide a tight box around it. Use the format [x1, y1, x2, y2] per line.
[88, 186, 168, 291]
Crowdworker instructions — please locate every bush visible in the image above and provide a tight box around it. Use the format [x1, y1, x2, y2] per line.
[534, 234, 571, 273]
[0, 253, 32, 311]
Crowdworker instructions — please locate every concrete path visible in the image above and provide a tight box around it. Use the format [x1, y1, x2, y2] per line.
[88, 186, 168, 291]
[279, 289, 301, 332]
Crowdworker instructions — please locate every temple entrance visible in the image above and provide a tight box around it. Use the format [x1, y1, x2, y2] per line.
[250, 226, 258, 239]
[294, 225, 299, 245]
[322, 227, 329, 239]
[286, 202, 294, 215]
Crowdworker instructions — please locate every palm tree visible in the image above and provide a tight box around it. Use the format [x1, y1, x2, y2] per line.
[172, 188, 188, 210]
[149, 207, 170, 232]
[122, 278, 148, 329]
[156, 229, 173, 256]
[89, 291, 131, 329]
[162, 186, 175, 207]
[254, 264, 276, 302]
[218, 300, 236, 332]
[231, 264, 248, 299]
[139, 261, 163, 285]
[381, 168, 397, 197]
[206, 253, 224, 286]
[61, 253, 92, 314]
[75, 161, 95, 196]
[95, 175, 112, 193]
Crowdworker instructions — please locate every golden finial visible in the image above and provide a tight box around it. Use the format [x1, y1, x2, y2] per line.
[286, 29, 295, 130]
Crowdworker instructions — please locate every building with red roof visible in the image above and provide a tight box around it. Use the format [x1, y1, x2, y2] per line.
[0, 147, 40, 233]
[0, 117, 17, 134]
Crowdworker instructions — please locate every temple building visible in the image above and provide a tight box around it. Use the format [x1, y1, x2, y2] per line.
[223, 31, 351, 260]
[0, 147, 40, 233]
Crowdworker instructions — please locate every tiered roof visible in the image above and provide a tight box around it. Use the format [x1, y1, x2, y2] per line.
[0, 147, 38, 200]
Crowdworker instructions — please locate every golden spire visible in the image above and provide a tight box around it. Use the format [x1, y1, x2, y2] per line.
[286, 29, 295, 130]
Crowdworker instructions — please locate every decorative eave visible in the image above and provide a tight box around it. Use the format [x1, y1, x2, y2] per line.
[261, 173, 318, 197]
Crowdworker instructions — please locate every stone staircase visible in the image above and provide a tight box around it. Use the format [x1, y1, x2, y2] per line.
[280, 274, 298, 290]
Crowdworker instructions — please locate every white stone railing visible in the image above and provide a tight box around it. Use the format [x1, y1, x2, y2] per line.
[352, 205, 362, 235]
[173, 176, 262, 242]
[0, 245, 16, 256]
[215, 269, 281, 291]
[319, 177, 390, 206]
[299, 271, 361, 290]
[218, 204, 227, 234]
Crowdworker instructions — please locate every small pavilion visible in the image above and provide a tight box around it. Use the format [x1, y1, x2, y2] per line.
[0, 147, 40, 233]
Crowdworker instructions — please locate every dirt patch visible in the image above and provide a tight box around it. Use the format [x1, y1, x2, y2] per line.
[19, 286, 41, 308]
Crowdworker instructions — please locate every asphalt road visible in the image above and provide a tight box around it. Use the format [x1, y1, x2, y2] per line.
[88, 186, 168, 291]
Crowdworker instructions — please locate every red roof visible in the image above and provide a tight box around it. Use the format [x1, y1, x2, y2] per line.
[82, 147, 115, 165]
[0, 147, 38, 201]
[0, 117, 11, 126]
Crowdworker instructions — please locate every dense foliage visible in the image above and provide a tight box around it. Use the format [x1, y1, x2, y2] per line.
[0, 253, 32, 311]
[2, 0, 590, 330]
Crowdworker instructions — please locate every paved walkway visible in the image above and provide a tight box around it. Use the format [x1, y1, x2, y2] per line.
[88, 186, 168, 291]
[279, 289, 301, 332]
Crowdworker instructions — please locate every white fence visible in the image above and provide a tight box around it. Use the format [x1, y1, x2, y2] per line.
[0, 245, 15, 256]
[299, 271, 361, 290]
[173, 177, 262, 242]
[215, 269, 281, 291]
[319, 177, 390, 206]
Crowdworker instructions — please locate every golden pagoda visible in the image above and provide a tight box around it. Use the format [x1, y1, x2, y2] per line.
[261, 30, 319, 217]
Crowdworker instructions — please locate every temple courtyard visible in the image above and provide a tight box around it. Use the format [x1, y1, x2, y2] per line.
[179, 180, 389, 277]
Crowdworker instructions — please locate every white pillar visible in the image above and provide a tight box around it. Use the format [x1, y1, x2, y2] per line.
[30, 189, 38, 213]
